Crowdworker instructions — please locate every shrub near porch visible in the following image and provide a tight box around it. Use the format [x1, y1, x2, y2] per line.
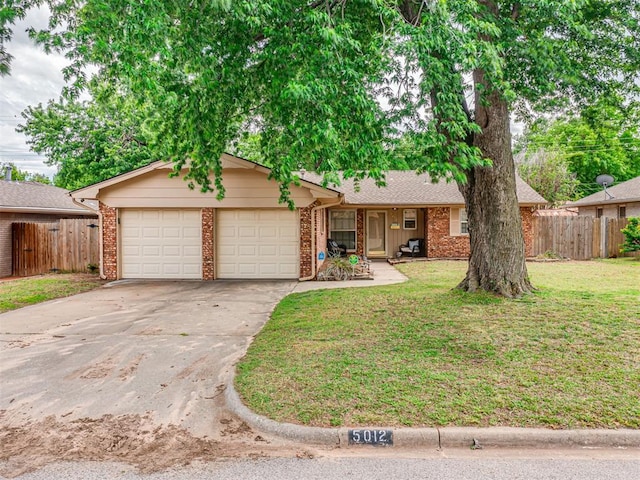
[235, 260, 640, 428]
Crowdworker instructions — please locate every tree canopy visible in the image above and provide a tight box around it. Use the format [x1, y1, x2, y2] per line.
[17, 81, 158, 190]
[4, 1, 633, 190]
[2, 0, 639, 296]
[516, 99, 640, 197]
[0, 162, 51, 184]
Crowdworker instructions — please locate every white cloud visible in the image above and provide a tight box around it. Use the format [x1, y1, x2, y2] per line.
[0, 7, 68, 178]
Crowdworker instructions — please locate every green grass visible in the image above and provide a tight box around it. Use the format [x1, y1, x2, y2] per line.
[236, 259, 640, 429]
[0, 274, 105, 313]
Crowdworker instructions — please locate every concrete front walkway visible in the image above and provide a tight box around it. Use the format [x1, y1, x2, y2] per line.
[292, 260, 407, 293]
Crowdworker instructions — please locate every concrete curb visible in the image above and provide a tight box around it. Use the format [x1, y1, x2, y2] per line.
[226, 378, 640, 449]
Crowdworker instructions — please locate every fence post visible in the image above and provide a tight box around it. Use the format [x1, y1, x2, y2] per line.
[600, 216, 608, 258]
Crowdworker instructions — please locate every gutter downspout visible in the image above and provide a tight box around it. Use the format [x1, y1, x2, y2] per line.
[299, 195, 344, 281]
[71, 196, 105, 280]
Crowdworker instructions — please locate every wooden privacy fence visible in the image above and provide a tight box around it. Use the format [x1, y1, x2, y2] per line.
[532, 216, 634, 260]
[12, 219, 100, 276]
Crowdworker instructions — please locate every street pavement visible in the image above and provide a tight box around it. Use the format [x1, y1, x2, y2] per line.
[5, 451, 640, 480]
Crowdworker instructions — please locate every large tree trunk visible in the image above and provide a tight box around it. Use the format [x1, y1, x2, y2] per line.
[456, 69, 533, 298]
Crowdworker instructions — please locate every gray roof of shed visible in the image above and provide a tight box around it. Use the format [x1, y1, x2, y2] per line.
[301, 171, 546, 205]
[569, 175, 640, 207]
[0, 180, 97, 214]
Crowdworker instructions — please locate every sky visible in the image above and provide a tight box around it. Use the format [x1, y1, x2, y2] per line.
[0, 8, 67, 178]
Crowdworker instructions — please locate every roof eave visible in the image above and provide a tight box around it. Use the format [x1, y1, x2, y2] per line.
[570, 198, 640, 207]
[0, 206, 97, 216]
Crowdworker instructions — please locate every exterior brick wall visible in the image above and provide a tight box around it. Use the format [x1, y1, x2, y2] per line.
[356, 208, 365, 255]
[520, 207, 535, 257]
[427, 206, 537, 258]
[427, 207, 470, 258]
[0, 212, 95, 278]
[100, 203, 118, 280]
[299, 202, 318, 279]
[201, 208, 215, 280]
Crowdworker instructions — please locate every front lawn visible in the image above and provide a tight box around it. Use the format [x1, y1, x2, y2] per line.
[235, 259, 640, 429]
[0, 274, 105, 313]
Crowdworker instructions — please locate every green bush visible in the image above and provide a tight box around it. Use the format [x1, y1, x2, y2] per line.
[621, 217, 640, 253]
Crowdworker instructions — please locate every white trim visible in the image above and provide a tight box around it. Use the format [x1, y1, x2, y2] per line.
[450, 207, 469, 237]
[366, 210, 387, 257]
[403, 208, 417, 230]
[329, 209, 357, 251]
[0, 206, 96, 216]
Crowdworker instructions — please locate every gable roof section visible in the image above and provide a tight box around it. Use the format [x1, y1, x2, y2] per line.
[302, 171, 546, 206]
[0, 180, 96, 215]
[569, 175, 640, 207]
[72, 154, 341, 201]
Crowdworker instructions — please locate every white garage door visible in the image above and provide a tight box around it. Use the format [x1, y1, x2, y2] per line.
[217, 210, 299, 279]
[120, 209, 202, 279]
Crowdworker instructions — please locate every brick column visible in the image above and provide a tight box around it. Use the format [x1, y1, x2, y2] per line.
[520, 207, 535, 257]
[202, 208, 215, 280]
[356, 208, 365, 255]
[299, 202, 318, 279]
[100, 203, 118, 280]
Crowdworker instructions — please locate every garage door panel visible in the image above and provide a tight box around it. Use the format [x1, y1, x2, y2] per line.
[237, 245, 256, 256]
[162, 227, 180, 238]
[259, 245, 277, 256]
[121, 209, 202, 279]
[141, 210, 160, 221]
[238, 226, 257, 238]
[217, 209, 299, 279]
[279, 226, 297, 238]
[259, 226, 277, 238]
[143, 245, 162, 256]
[162, 245, 180, 257]
[183, 227, 200, 238]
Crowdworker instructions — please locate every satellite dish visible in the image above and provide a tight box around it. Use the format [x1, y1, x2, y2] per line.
[596, 174, 615, 187]
[595, 174, 615, 200]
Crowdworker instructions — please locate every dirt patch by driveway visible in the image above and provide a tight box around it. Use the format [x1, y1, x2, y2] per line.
[0, 280, 310, 477]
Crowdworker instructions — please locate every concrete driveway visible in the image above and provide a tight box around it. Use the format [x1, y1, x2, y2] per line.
[0, 280, 296, 438]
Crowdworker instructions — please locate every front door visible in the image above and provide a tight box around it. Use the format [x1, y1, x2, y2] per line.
[366, 211, 386, 257]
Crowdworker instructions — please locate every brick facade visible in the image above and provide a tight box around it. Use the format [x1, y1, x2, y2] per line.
[201, 208, 215, 280]
[427, 206, 536, 258]
[356, 208, 365, 255]
[427, 207, 471, 258]
[299, 202, 318, 279]
[100, 203, 118, 280]
[520, 207, 535, 257]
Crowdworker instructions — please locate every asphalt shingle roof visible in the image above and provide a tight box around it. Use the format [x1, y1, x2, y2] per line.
[0, 180, 96, 213]
[569, 176, 640, 206]
[301, 171, 546, 205]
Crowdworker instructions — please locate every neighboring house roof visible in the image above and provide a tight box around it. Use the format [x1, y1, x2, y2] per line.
[302, 170, 547, 206]
[0, 180, 97, 215]
[568, 176, 640, 207]
[534, 208, 578, 217]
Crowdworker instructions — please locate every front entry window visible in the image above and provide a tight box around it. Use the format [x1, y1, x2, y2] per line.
[330, 210, 356, 250]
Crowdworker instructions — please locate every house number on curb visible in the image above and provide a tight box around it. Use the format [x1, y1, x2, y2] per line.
[348, 429, 393, 446]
